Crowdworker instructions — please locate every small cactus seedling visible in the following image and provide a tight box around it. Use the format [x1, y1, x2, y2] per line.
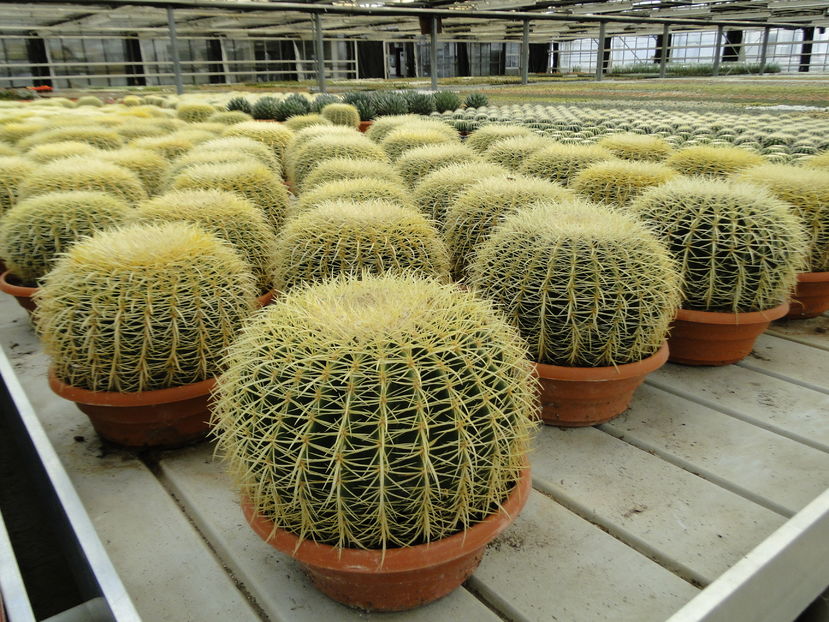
[597, 133, 672, 162]
[0, 191, 131, 285]
[466, 125, 533, 154]
[302, 157, 404, 192]
[666, 145, 765, 178]
[321, 103, 361, 128]
[273, 199, 450, 291]
[571, 160, 677, 206]
[395, 142, 480, 189]
[630, 177, 807, 312]
[734, 164, 829, 271]
[519, 143, 615, 186]
[469, 200, 681, 366]
[212, 272, 536, 548]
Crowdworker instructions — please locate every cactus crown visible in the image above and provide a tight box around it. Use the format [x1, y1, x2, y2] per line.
[295, 178, 414, 215]
[96, 147, 170, 197]
[0, 156, 37, 214]
[395, 142, 480, 189]
[170, 160, 290, 232]
[597, 133, 672, 162]
[289, 133, 387, 189]
[18, 157, 148, 205]
[444, 174, 575, 280]
[364, 114, 422, 143]
[666, 145, 764, 178]
[302, 157, 404, 193]
[212, 272, 536, 549]
[484, 135, 551, 172]
[0, 191, 131, 285]
[35, 222, 256, 392]
[273, 199, 450, 291]
[132, 190, 277, 293]
[519, 143, 615, 186]
[283, 114, 332, 132]
[196, 136, 282, 173]
[321, 103, 361, 128]
[572, 160, 677, 206]
[176, 102, 216, 123]
[630, 177, 807, 312]
[26, 141, 103, 163]
[380, 127, 455, 162]
[163, 150, 259, 189]
[467, 125, 533, 154]
[222, 121, 295, 162]
[413, 161, 509, 226]
[734, 164, 829, 271]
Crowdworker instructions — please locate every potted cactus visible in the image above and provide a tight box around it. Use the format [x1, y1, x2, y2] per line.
[212, 273, 536, 611]
[35, 222, 256, 447]
[630, 178, 807, 365]
[469, 200, 680, 426]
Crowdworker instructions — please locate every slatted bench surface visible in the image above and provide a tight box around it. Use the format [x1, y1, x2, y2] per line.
[1, 295, 826, 622]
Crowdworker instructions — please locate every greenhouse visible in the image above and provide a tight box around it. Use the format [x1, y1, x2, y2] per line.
[0, 1, 827, 622]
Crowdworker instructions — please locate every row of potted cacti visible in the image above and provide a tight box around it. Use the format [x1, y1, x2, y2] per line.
[0, 98, 826, 612]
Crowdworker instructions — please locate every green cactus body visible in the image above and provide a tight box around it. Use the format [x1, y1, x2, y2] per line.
[571, 160, 677, 206]
[18, 126, 123, 151]
[467, 125, 533, 154]
[170, 160, 290, 233]
[364, 115, 421, 143]
[18, 157, 148, 206]
[206, 111, 253, 125]
[95, 148, 170, 197]
[195, 136, 282, 174]
[321, 103, 361, 128]
[0, 191, 131, 285]
[381, 127, 455, 163]
[302, 157, 404, 193]
[273, 199, 450, 291]
[519, 143, 616, 186]
[734, 164, 829, 272]
[295, 178, 414, 215]
[630, 178, 807, 312]
[413, 161, 509, 227]
[283, 114, 333, 132]
[395, 143, 480, 189]
[226, 97, 252, 114]
[176, 103, 217, 123]
[289, 134, 387, 189]
[223, 121, 295, 163]
[132, 190, 277, 293]
[35, 222, 256, 393]
[26, 141, 103, 164]
[444, 175, 574, 280]
[484, 135, 552, 172]
[666, 145, 765, 178]
[212, 272, 536, 548]
[0, 156, 36, 215]
[597, 133, 672, 162]
[469, 200, 681, 366]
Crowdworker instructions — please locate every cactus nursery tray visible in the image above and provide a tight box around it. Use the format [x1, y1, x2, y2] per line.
[0, 293, 827, 622]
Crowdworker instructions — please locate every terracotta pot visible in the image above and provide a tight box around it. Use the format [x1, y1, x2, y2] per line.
[785, 271, 829, 319]
[48, 369, 215, 448]
[534, 342, 669, 427]
[358, 120, 373, 133]
[0, 270, 38, 315]
[242, 466, 531, 612]
[668, 302, 789, 366]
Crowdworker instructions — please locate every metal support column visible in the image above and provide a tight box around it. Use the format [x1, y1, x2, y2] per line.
[521, 19, 530, 85]
[430, 16, 438, 90]
[313, 13, 327, 92]
[658, 23, 670, 78]
[713, 24, 724, 76]
[166, 6, 184, 95]
[758, 26, 770, 75]
[595, 21, 605, 81]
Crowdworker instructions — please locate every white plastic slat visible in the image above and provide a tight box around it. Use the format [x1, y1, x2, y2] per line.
[530, 426, 786, 586]
[767, 315, 829, 352]
[158, 445, 502, 622]
[603, 385, 829, 516]
[738, 334, 829, 393]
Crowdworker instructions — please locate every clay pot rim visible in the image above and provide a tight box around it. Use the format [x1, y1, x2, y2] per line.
[797, 271, 829, 283]
[48, 368, 216, 407]
[242, 464, 531, 574]
[534, 342, 669, 382]
[0, 270, 38, 297]
[676, 302, 789, 325]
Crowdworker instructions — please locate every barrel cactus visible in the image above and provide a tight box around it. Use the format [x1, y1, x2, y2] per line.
[273, 199, 450, 291]
[0, 191, 131, 285]
[97, 147, 170, 196]
[176, 102, 216, 123]
[597, 133, 672, 162]
[26, 141, 103, 164]
[132, 190, 277, 293]
[484, 135, 551, 172]
[467, 125, 533, 154]
[0, 156, 37, 214]
[169, 160, 290, 232]
[212, 271, 536, 548]
[630, 177, 807, 312]
[17, 158, 148, 205]
[519, 143, 616, 186]
[289, 133, 387, 189]
[380, 126, 456, 162]
[309, 94, 340, 114]
[734, 164, 829, 272]
[321, 103, 361, 128]
[163, 150, 260, 189]
[283, 114, 332, 132]
[302, 157, 404, 193]
[295, 178, 414, 214]
[395, 142, 480, 189]
[341, 92, 375, 122]
[223, 121, 295, 162]
[251, 96, 282, 121]
[206, 110, 253, 125]
[365, 114, 421, 143]
[413, 161, 509, 227]
[35, 221, 256, 393]
[804, 151, 829, 171]
[130, 132, 203, 160]
[666, 145, 765, 178]
[572, 160, 677, 206]
[77, 95, 104, 107]
[195, 136, 282, 174]
[18, 126, 123, 151]
[444, 175, 574, 280]
[276, 94, 311, 121]
[469, 200, 681, 366]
